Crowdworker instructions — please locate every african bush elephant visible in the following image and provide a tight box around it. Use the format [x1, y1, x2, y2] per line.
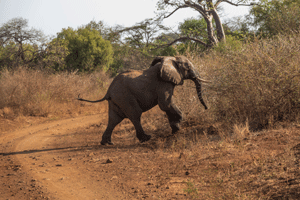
[77, 56, 209, 145]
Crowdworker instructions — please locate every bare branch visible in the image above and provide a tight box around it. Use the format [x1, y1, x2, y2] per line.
[152, 36, 208, 51]
[115, 25, 146, 34]
[222, 0, 257, 7]
[183, 1, 207, 18]
[163, 5, 189, 19]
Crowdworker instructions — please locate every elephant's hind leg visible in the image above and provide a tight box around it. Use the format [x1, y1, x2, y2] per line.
[101, 103, 124, 145]
[130, 117, 151, 143]
[120, 99, 151, 143]
[112, 97, 151, 143]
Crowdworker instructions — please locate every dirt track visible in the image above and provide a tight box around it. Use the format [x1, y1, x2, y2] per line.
[0, 114, 132, 200]
[1, 111, 300, 199]
[0, 110, 188, 200]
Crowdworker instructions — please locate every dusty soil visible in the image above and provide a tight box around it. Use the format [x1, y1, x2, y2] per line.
[1, 107, 300, 199]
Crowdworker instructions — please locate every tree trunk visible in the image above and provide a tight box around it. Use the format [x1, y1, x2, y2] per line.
[204, 15, 218, 47]
[211, 9, 226, 42]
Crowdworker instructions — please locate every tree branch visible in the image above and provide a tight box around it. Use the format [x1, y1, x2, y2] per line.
[163, 5, 189, 19]
[221, 0, 257, 7]
[152, 36, 208, 51]
[183, 1, 207, 18]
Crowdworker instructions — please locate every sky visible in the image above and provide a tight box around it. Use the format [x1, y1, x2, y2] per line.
[0, 0, 250, 37]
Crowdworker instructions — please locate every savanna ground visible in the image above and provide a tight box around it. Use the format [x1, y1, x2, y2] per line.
[1, 99, 300, 200]
[1, 34, 300, 199]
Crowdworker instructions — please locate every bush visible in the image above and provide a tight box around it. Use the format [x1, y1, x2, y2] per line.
[0, 67, 110, 118]
[57, 27, 113, 72]
[200, 33, 300, 129]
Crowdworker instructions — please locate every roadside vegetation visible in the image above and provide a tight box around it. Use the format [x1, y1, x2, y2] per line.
[1, 0, 300, 198]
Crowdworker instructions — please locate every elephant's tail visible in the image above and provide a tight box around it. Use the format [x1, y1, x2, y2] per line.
[77, 94, 109, 103]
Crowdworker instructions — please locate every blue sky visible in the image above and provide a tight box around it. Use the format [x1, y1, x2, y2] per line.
[0, 0, 250, 37]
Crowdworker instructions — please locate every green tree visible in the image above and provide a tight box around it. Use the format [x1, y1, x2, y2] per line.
[250, 0, 300, 36]
[57, 27, 113, 72]
[157, 0, 255, 48]
[152, 33, 177, 56]
[176, 17, 209, 52]
[42, 37, 69, 71]
[0, 17, 45, 68]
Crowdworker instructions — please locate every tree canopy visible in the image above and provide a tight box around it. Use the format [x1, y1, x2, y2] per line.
[1, 1, 300, 73]
[0, 17, 45, 68]
[57, 27, 113, 72]
[250, 0, 300, 36]
[156, 0, 255, 48]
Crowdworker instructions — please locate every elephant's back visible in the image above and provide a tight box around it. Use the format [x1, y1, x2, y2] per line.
[106, 70, 143, 98]
[107, 69, 158, 112]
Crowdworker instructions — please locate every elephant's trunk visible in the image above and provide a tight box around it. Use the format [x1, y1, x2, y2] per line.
[193, 79, 208, 110]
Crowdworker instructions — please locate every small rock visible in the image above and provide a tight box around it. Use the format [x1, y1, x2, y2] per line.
[207, 125, 219, 135]
[56, 164, 62, 167]
[185, 171, 190, 175]
[88, 153, 94, 157]
[111, 176, 118, 180]
[106, 159, 113, 163]
[179, 153, 184, 159]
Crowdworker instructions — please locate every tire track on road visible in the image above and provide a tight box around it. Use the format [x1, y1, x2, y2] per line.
[1, 114, 128, 200]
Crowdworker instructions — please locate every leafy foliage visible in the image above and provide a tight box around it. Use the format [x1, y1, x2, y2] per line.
[250, 0, 300, 36]
[0, 17, 45, 69]
[179, 18, 208, 39]
[57, 27, 113, 72]
[42, 38, 69, 71]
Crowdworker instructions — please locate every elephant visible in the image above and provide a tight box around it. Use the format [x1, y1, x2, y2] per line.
[77, 56, 209, 145]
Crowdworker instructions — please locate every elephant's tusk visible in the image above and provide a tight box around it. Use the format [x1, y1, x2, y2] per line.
[196, 77, 211, 83]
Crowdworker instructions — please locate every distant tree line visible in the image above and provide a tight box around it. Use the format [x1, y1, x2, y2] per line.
[0, 0, 299, 74]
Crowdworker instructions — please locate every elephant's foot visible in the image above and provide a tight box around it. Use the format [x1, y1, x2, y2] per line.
[138, 134, 152, 143]
[171, 122, 180, 134]
[100, 140, 114, 145]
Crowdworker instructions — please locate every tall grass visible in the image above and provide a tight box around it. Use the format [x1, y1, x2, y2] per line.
[0, 67, 110, 118]
[1, 33, 300, 132]
[191, 33, 300, 130]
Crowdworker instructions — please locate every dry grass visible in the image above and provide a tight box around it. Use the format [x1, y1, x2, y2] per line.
[0, 67, 110, 120]
[1, 33, 300, 198]
[184, 33, 300, 131]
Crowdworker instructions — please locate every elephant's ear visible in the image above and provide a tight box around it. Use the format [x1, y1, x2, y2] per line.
[160, 57, 183, 85]
[150, 56, 164, 67]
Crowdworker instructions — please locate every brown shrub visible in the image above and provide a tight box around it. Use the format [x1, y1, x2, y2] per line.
[186, 33, 300, 130]
[0, 67, 110, 118]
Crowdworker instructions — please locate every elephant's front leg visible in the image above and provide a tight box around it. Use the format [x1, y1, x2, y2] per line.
[164, 103, 183, 134]
[158, 84, 183, 134]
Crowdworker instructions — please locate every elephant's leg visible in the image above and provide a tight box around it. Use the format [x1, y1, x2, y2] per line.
[118, 98, 151, 143]
[164, 103, 183, 134]
[130, 117, 151, 143]
[158, 84, 183, 134]
[101, 103, 124, 145]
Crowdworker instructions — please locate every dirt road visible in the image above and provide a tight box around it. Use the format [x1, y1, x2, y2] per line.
[0, 114, 132, 200]
[2, 112, 300, 199]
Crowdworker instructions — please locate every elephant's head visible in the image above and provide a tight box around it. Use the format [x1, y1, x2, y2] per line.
[151, 56, 209, 109]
